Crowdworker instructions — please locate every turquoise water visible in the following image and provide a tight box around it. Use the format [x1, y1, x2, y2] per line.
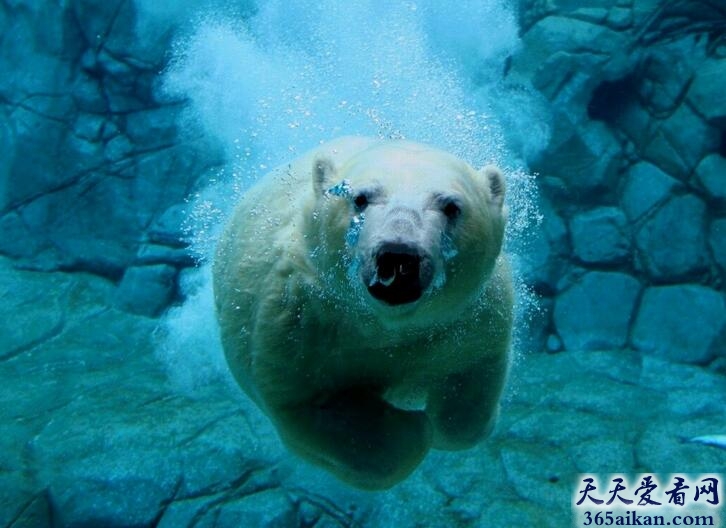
[1, 1, 725, 527]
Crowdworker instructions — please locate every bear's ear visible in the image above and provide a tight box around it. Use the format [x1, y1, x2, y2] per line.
[480, 165, 506, 210]
[312, 156, 338, 196]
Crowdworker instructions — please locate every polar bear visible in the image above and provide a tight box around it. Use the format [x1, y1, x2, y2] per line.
[213, 137, 513, 490]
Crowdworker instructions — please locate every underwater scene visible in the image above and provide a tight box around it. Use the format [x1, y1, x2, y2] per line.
[1, 0, 725, 526]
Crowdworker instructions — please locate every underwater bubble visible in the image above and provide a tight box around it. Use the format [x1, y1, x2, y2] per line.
[441, 232, 459, 261]
[432, 268, 447, 290]
[159, 0, 537, 182]
[345, 213, 365, 248]
[153, 265, 237, 394]
[503, 168, 543, 359]
[325, 179, 352, 198]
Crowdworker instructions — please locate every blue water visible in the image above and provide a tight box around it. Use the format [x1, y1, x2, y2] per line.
[4, 1, 725, 526]
[161, 0, 540, 170]
[160, 0, 545, 237]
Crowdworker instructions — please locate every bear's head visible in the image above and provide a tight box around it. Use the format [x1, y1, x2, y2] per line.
[308, 141, 506, 324]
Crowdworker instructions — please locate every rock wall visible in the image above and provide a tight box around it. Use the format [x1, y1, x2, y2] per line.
[1, 0, 725, 364]
[511, 0, 726, 366]
[0, 1, 225, 316]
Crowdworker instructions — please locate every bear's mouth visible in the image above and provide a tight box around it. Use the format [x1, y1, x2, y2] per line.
[366, 243, 433, 306]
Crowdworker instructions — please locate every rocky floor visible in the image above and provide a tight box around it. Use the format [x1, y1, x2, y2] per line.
[1, 257, 725, 528]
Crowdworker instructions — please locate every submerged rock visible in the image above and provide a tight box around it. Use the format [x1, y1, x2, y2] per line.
[642, 103, 720, 178]
[535, 121, 621, 199]
[688, 58, 726, 122]
[638, 44, 698, 117]
[554, 271, 641, 351]
[570, 207, 630, 264]
[115, 264, 178, 317]
[709, 218, 726, 272]
[620, 162, 682, 223]
[695, 154, 726, 202]
[632, 284, 726, 365]
[0, 260, 70, 360]
[634, 195, 709, 281]
[0, 0, 223, 284]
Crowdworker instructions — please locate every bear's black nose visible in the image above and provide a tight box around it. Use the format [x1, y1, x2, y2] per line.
[367, 243, 433, 305]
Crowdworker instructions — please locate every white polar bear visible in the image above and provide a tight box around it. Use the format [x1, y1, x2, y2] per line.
[214, 137, 513, 490]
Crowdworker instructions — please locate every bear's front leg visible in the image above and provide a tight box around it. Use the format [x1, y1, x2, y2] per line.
[250, 287, 433, 489]
[271, 385, 433, 490]
[427, 357, 508, 451]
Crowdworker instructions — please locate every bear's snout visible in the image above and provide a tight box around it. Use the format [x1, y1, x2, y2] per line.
[366, 242, 433, 306]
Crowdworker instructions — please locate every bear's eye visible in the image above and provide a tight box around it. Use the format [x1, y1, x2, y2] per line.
[442, 200, 462, 221]
[353, 193, 369, 212]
